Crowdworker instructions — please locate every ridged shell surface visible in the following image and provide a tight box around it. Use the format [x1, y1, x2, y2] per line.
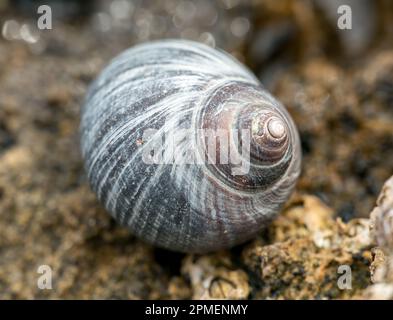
[81, 39, 301, 253]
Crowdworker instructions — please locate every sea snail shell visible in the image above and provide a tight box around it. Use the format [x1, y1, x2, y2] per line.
[80, 39, 301, 253]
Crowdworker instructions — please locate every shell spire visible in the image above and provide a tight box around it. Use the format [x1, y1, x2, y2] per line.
[81, 39, 301, 253]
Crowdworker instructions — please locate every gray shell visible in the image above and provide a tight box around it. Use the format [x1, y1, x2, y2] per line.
[80, 39, 301, 253]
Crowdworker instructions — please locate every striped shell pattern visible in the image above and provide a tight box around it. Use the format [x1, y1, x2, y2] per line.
[80, 40, 301, 252]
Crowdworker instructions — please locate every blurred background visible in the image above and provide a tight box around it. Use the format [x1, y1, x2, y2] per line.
[0, 0, 392, 299]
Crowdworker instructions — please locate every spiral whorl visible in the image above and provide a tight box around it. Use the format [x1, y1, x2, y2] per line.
[81, 39, 301, 253]
[238, 107, 290, 165]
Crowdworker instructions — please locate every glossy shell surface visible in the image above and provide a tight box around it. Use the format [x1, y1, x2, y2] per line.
[81, 40, 301, 252]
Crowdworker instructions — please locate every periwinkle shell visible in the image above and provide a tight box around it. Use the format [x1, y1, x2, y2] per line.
[80, 39, 301, 253]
